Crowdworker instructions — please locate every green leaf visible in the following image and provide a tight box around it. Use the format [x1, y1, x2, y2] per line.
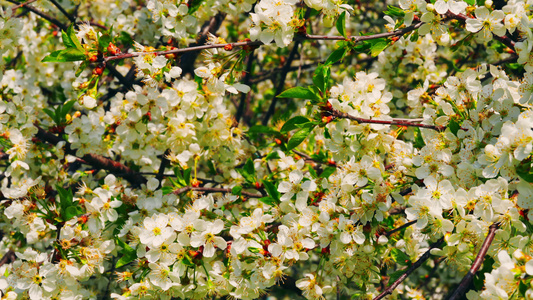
[231, 185, 242, 196]
[161, 186, 174, 195]
[61, 99, 77, 119]
[207, 160, 216, 175]
[277, 86, 320, 100]
[391, 248, 411, 266]
[187, 0, 204, 14]
[262, 180, 280, 202]
[336, 11, 347, 38]
[409, 31, 419, 42]
[280, 116, 310, 133]
[99, 34, 112, 52]
[244, 158, 255, 177]
[320, 166, 336, 178]
[516, 158, 533, 183]
[173, 168, 187, 186]
[450, 34, 473, 52]
[237, 159, 256, 183]
[183, 168, 192, 186]
[115, 238, 137, 268]
[57, 48, 86, 62]
[370, 40, 391, 57]
[414, 127, 425, 149]
[258, 196, 278, 206]
[519, 280, 528, 296]
[43, 108, 58, 124]
[67, 24, 84, 51]
[248, 125, 279, 135]
[308, 165, 318, 178]
[64, 206, 79, 221]
[75, 60, 89, 77]
[388, 269, 405, 284]
[384, 5, 405, 17]
[448, 118, 460, 136]
[265, 152, 281, 160]
[42, 50, 63, 62]
[325, 46, 347, 65]
[286, 124, 315, 151]
[247, 247, 261, 253]
[313, 65, 330, 93]
[61, 30, 76, 49]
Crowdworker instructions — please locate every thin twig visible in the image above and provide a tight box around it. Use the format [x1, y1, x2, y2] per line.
[445, 11, 515, 51]
[331, 109, 447, 131]
[156, 149, 171, 188]
[9, 0, 38, 11]
[49, 0, 75, 23]
[34, 126, 147, 187]
[236, 51, 255, 124]
[384, 220, 417, 237]
[6, 0, 67, 31]
[262, 40, 302, 125]
[374, 237, 445, 300]
[0, 249, 15, 268]
[447, 222, 501, 300]
[103, 22, 424, 64]
[173, 186, 262, 198]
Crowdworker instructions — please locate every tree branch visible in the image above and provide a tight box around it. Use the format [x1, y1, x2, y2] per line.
[374, 237, 445, 300]
[447, 222, 501, 300]
[9, 0, 37, 11]
[34, 126, 147, 187]
[384, 220, 417, 237]
[7, 0, 67, 31]
[331, 109, 447, 131]
[173, 186, 262, 198]
[445, 11, 516, 51]
[262, 40, 301, 125]
[103, 22, 424, 64]
[49, 0, 75, 23]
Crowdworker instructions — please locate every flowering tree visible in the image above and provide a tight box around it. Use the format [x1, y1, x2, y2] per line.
[1, 0, 533, 298]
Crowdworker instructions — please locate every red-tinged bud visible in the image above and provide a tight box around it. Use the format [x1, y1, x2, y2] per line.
[390, 36, 399, 43]
[191, 178, 201, 188]
[327, 159, 336, 166]
[274, 138, 282, 145]
[255, 181, 263, 189]
[89, 55, 98, 62]
[78, 215, 88, 224]
[259, 249, 271, 256]
[241, 38, 259, 53]
[297, 25, 307, 34]
[224, 44, 233, 51]
[263, 239, 271, 250]
[321, 247, 330, 255]
[107, 42, 120, 55]
[145, 111, 152, 121]
[52, 31, 58, 37]
[165, 48, 177, 59]
[413, 15, 420, 22]
[325, 101, 332, 111]
[189, 250, 200, 259]
[322, 116, 333, 124]
[93, 65, 105, 76]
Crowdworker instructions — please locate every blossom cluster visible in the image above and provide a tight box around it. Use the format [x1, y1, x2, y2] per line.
[0, 0, 533, 299]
